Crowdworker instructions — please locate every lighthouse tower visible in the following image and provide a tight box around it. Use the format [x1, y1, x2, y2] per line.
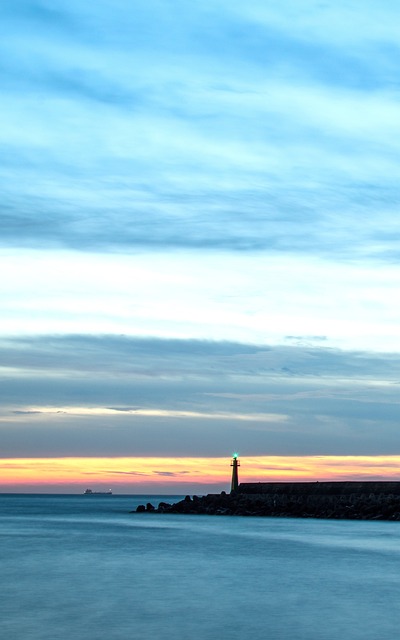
[230, 453, 240, 493]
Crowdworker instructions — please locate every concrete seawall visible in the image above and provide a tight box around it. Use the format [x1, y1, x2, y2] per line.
[238, 481, 400, 496]
[135, 481, 400, 520]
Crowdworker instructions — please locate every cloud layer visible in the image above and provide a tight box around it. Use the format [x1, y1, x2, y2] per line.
[2, 335, 400, 458]
[1, 1, 400, 259]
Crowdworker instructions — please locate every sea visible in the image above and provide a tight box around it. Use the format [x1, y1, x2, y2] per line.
[1, 494, 400, 640]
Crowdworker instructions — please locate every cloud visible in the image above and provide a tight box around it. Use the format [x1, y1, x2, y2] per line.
[285, 336, 328, 343]
[2, 334, 400, 381]
[153, 471, 190, 477]
[108, 407, 140, 413]
[0, 1, 399, 260]
[12, 410, 43, 415]
[2, 249, 400, 353]
[1, 335, 400, 458]
[103, 470, 150, 476]
[8, 405, 288, 423]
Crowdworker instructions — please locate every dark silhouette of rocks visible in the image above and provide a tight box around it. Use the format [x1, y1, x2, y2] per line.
[135, 504, 146, 513]
[133, 482, 400, 520]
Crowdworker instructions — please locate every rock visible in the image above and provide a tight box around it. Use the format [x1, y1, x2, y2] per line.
[157, 501, 171, 511]
[131, 483, 400, 520]
[136, 504, 146, 512]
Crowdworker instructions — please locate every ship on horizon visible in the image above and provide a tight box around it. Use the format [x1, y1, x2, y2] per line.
[84, 489, 112, 495]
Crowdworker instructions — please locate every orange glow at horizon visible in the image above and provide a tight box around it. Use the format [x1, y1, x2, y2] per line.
[2, 455, 400, 490]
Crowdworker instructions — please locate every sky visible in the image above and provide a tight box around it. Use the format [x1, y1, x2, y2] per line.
[2, 0, 400, 492]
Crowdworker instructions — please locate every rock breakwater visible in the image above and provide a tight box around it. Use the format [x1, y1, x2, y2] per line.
[134, 482, 400, 520]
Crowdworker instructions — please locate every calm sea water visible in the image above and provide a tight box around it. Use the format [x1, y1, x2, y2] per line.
[1, 494, 400, 640]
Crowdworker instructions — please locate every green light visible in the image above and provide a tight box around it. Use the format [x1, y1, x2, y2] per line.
[233, 452, 238, 459]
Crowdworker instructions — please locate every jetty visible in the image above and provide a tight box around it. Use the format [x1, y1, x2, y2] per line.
[135, 482, 400, 520]
[134, 455, 400, 520]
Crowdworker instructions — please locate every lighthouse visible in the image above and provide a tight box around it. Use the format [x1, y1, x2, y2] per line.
[230, 453, 240, 493]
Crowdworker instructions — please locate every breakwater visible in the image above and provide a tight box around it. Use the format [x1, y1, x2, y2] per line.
[135, 482, 400, 520]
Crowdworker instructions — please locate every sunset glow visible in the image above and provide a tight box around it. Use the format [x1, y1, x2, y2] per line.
[2, 456, 400, 493]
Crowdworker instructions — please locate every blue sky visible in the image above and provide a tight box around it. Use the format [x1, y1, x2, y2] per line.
[2, 0, 400, 471]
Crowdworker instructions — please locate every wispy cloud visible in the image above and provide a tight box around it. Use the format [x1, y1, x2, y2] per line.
[7, 405, 288, 423]
[1, 335, 400, 458]
[0, 1, 399, 259]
